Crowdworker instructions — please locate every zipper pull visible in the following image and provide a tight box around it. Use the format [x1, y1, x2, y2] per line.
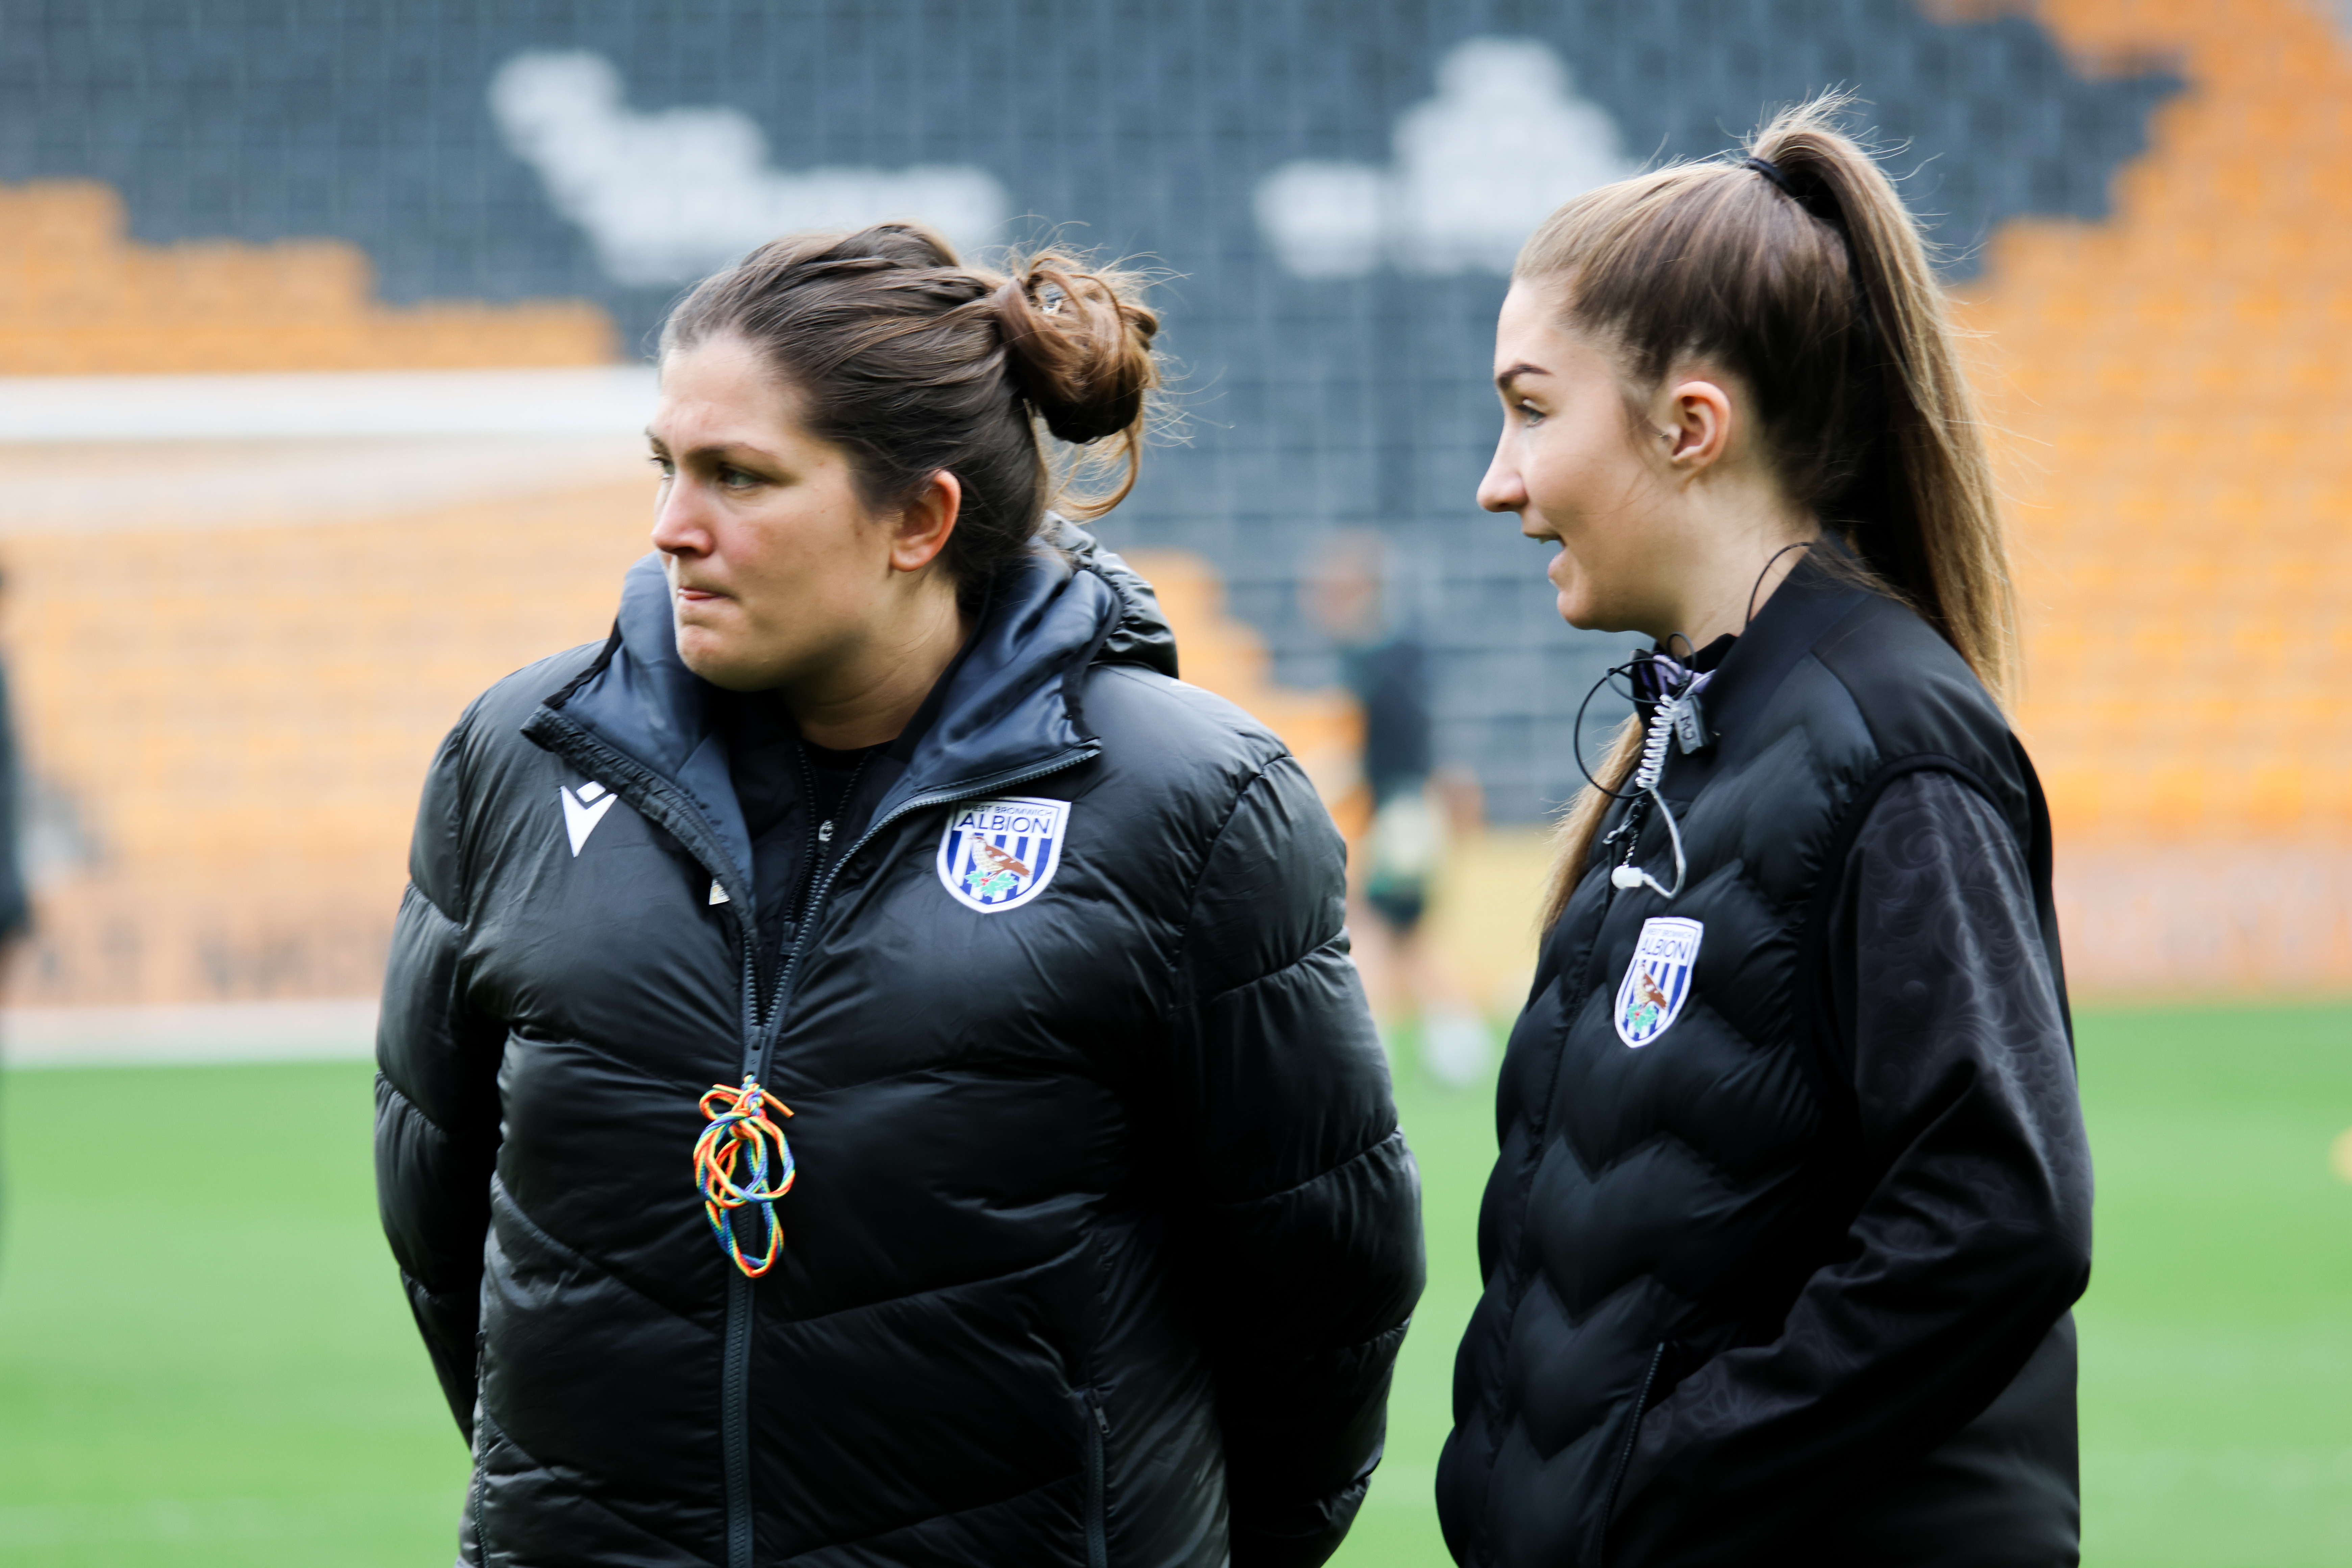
[1670, 692, 1710, 754]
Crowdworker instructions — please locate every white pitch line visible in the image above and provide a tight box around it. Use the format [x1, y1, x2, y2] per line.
[1, 998, 379, 1068]
[0, 366, 658, 443]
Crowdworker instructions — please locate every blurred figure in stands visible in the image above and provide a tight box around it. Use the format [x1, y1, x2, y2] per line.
[0, 573, 27, 945]
[1307, 532, 1490, 1085]
[0, 566, 29, 1255]
[0, 569, 29, 966]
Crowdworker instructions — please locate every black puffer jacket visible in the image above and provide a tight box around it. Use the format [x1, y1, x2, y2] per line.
[1437, 560, 2092, 1567]
[375, 527, 1425, 1568]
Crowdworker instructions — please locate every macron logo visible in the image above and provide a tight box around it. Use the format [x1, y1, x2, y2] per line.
[561, 781, 618, 855]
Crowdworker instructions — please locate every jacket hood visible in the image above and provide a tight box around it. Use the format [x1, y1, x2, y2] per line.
[525, 519, 1178, 895]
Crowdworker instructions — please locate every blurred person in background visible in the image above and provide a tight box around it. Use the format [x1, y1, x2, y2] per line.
[375, 225, 1422, 1568]
[0, 566, 28, 1252]
[1437, 99, 2092, 1567]
[1305, 532, 1490, 1085]
[0, 570, 28, 963]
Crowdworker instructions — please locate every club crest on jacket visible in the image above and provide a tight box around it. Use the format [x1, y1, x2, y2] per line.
[1615, 916, 1703, 1048]
[935, 796, 1068, 913]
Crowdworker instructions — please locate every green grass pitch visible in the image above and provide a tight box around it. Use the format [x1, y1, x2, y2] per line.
[0, 1003, 2346, 1565]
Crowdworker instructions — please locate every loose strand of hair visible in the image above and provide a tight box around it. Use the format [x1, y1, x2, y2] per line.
[1539, 716, 1646, 932]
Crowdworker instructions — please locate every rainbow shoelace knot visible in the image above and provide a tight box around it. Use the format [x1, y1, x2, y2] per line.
[692, 1076, 795, 1278]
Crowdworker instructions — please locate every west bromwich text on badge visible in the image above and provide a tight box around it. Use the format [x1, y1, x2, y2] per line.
[1615, 916, 1703, 1048]
[936, 796, 1069, 913]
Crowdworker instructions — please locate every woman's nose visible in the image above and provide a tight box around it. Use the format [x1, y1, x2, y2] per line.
[650, 478, 709, 557]
[1477, 445, 1526, 514]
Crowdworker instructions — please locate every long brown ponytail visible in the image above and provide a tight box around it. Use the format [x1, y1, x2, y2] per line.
[1527, 93, 2013, 931]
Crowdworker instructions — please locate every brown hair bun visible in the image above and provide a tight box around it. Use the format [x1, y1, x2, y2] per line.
[991, 260, 1160, 445]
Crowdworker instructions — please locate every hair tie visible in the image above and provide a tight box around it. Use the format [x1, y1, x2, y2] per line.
[990, 275, 1040, 354]
[1744, 155, 1796, 197]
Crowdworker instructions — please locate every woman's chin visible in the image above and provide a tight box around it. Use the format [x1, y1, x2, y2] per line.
[1554, 585, 1653, 637]
[1555, 589, 1611, 632]
[673, 631, 770, 692]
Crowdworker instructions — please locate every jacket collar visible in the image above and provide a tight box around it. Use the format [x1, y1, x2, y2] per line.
[524, 521, 1177, 893]
[1690, 543, 1874, 751]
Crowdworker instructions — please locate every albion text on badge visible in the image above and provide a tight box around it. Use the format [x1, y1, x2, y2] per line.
[935, 797, 1069, 913]
[1615, 915, 1703, 1048]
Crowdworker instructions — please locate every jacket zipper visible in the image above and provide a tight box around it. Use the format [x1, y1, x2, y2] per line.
[1487, 843, 1625, 1564]
[1083, 1390, 1110, 1568]
[723, 737, 846, 1566]
[721, 934, 763, 1568]
[1581, 817, 1656, 1568]
[1595, 1341, 1666, 1565]
[465, 1419, 488, 1560]
[716, 744, 1096, 1568]
[463, 1329, 491, 1564]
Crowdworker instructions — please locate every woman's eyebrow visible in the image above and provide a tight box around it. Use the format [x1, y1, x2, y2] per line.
[1495, 363, 1549, 394]
[663, 438, 779, 466]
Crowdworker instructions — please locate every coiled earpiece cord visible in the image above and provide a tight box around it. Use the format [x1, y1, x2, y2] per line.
[1574, 647, 1715, 901]
[1572, 542, 1809, 901]
[1610, 692, 1693, 897]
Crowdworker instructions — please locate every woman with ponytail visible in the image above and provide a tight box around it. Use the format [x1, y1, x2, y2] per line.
[376, 223, 1422, 1568]
[1437, 99, 2091, 1566]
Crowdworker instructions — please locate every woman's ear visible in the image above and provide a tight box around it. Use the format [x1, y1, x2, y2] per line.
[889, 471, 963, 573]
[1657, 374, 1736, 475]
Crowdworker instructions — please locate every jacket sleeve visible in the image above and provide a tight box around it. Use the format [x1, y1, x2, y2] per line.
[1606, 768, 2094, 1565]
[374, 715, 508, 1441]
[1160, 755, 1427, 1568]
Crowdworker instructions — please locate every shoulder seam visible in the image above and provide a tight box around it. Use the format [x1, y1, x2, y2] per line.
[1089, 663, 1291, 753]
[1183, 926, 1349, 1010]
[1161, 756, 1289, 993]
[435, 709, 481, 927]
[377, 1068, 455, 1143]
[405, 876, 463, 932]
[1198, 1124, 1406, 1211]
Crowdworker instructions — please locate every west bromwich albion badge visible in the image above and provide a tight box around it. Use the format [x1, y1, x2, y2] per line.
[936, 797, 1069, 913]
[1615, 916, 1703, 1048]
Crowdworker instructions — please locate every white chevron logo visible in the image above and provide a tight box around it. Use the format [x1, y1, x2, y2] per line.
[561, 781, 618, 856]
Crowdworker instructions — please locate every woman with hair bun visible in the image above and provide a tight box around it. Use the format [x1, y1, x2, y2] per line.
[376, 224, 1423, 1568]
[1438, 98, 2092, 1566]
